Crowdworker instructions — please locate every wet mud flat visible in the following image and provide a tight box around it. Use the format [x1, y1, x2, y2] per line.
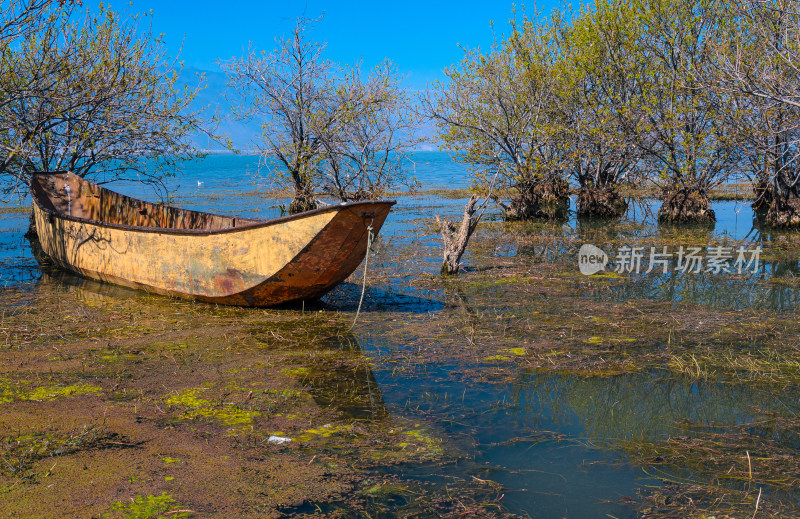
[2, 194, 800, 518]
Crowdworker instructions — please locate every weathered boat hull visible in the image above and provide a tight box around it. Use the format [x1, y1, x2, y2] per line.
[31, 172, 393, 306]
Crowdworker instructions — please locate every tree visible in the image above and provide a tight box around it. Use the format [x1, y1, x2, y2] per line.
[626, 0, 738, 224]
[705, 0, 800, 227]
[0, 0, 59, 43]
[222, 17, 418, 214]
[555, 1, 644, 218]
[0, 0, 65, 185]
[0, 3, 205, 197]
[318, 62, 421, 202]
[425, 12, 571, 221]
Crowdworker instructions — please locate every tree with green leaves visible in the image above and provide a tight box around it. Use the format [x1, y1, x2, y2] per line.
[0, 3, 205, 197]
[222, 17, 418, 214]
[425, 12, 571, 221]
[555, 1, 644, 218]
[625, 0, 738, 224]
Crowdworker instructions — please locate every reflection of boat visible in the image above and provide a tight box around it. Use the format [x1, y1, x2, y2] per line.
[32, 243, 143, 304]
[30, 172, 394, 306]
[304, 334, 389, 420]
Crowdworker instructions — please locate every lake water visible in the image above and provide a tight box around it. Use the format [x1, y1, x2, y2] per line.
[2, 153, 800, 516]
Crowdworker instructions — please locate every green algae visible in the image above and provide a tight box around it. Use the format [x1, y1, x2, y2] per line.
[164, 388, 260, 428]
[105, 493, 193, 519]
[24, 383, 101, 401]
[0, 380, 101, 404]
[280, 366, 311, 377]
[484, 347, 527, 361]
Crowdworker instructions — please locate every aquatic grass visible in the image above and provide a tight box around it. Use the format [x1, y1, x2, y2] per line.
[628, 415, 800, 518]
[0, 425, 132, 479]
[668, 346, 800, 385]
[0, 206, 29, 215]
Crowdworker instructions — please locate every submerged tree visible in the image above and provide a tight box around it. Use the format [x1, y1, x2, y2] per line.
[0, 3, 205, 196]
[706, 0, 800, 228]
[629, 0, 738, 225]
[556, 1, 643, 218]
[222, 17, 417, 214]
[425, 13, 571, 221]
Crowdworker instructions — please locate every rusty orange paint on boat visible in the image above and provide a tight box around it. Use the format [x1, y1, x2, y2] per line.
[30, 172, 394, 306]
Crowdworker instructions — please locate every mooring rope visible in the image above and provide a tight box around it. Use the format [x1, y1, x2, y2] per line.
[350, 222, 374, 329]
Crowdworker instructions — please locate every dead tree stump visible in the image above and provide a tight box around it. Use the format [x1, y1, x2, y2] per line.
[437, 194, 482, 276]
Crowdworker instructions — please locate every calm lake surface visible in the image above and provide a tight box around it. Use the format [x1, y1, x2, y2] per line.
[2, 153, 800, 517]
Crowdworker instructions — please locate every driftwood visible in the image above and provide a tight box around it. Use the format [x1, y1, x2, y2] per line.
[436, 193, 494, 275]
[437, 170, 498, 275]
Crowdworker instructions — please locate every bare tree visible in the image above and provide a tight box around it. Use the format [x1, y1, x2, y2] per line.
[706, 0, 800, 227]
[222, 17, 416, 213]
[319, 62, 421, 201]
[0, 4, 205, 196]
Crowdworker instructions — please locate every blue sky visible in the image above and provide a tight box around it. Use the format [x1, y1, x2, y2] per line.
[111, 0, 561, 89]
[104, 1, 563, 149]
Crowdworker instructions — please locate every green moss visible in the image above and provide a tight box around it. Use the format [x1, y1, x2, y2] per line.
[165, 388, 259, 428]
[280, 367, 311, 377]
[0, 381, 102, 404]
[105, 493, 192, 519]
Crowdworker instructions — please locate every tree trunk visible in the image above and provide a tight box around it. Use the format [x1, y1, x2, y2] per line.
[764, 170, 800, 228]
[497, 179, 570, 221]
[576, 185, 628, 218]
[752, 178, 774, 214]
[658, 186, 716, 224]
[288, 177, 318, 214]
[437, 195, 481, 276]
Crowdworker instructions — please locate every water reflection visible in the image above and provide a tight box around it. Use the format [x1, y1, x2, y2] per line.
[366, 357, 649, 519]
[599, 269, 800, 311]
[507, 370, 800, 443]
[302, 333, 389, 421]
[501, 207, 800, 312]
[367, 346, 800, 517]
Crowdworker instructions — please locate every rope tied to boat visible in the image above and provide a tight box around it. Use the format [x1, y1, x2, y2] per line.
[350, 220, 374, 329]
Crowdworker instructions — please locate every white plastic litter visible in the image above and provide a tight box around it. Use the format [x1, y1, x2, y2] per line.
[267, 435, 292, 445]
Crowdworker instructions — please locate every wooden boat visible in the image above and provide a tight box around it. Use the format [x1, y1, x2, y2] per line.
[30, 171, 394, 306]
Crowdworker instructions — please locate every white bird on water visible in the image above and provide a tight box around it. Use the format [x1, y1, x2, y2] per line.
[197, 180, 204, 187]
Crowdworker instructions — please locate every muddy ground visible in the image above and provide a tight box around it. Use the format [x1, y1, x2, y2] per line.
[2, 196, 800, 518]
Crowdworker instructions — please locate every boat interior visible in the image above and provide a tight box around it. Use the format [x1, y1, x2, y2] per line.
[32, 172, 262, 231]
